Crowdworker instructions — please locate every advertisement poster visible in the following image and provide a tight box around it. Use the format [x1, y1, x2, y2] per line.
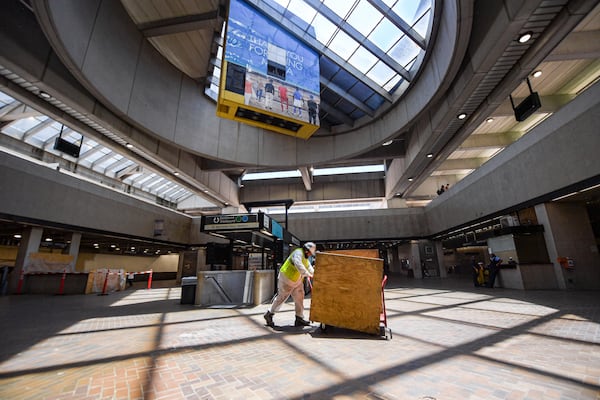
[225, 0, 321, 126]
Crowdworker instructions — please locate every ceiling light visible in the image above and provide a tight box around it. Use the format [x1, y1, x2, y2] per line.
[115, 248, 120, 251]
[93, 243, 99, 247]
[45, 238, 52, 242]
[532, 70, 542, 78]
[131, 247, 135, 250]
[518, 32, 533, 43]
[457, 113, 467, 120]
[13, 234, 22, 239]
[110, 244, 116, 248]
[39, 91, 51, 99]
[173, 171, 180, 176]
[125, 143, 134, 149]
[382, 140, 393, 146]
[426, 153, 433, 158]
[408, 177, 414, 182]
[486, 117, 494, 123]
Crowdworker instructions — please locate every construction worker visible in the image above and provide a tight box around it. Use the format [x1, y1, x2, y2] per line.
[264, 242, 316, 327]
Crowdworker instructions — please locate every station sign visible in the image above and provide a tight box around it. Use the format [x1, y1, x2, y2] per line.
[201, 214, 260, 231]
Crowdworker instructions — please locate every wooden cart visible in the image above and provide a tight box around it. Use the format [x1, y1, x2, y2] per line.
[309, 252, 391, 339]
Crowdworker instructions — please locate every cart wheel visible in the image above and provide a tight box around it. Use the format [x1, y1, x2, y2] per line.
[380, 326, 392, 340]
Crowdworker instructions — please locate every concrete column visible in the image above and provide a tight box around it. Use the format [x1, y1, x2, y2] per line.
[410, 240, 422, 279]
[10, 227, 43, 293]
[535, 202, 600, 290]
[435, 241, 447, 278]
[67, 232, 81, 271]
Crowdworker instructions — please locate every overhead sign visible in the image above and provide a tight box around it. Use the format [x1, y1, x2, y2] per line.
[202, 214, 259, 231]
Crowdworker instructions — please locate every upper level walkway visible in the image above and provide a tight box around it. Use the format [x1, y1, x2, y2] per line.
[0, 277, 598, 399]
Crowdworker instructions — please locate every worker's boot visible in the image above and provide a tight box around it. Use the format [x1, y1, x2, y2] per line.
[295, 316, 310, 327]
[263, 311, 275, 327]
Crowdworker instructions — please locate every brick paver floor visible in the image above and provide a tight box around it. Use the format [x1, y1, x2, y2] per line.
[0, 277, 598, 399]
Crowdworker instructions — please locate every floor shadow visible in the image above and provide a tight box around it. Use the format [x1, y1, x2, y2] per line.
[309, 325, 385, 341]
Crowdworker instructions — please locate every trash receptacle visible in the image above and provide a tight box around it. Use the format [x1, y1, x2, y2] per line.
[180, 276, 198, 304]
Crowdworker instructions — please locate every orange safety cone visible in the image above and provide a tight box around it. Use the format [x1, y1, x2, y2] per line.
[147, 269, 153, 290]
[56, 269, 66, 295]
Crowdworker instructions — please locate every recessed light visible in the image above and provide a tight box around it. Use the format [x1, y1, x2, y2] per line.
[532, 70, 542, 78]
[486, 117, 494, 123]
[110, 244, 116, 248]
[204, 190, 209, 193]
[45, 238, 52, 242]
[518, 32, 533, 43]
[39, 91, 51, 99]
[408, 177, 414, 182]
[173, 171, 180, 176]
[426, 153, 433, 158]
[13, 234, 22, 239]
[457, 113, 467, 120]
[125, 143, 134, 149]
[131, 247, 135, 250]
[93, 243, 99, 247]
[382, 140, 393, 146]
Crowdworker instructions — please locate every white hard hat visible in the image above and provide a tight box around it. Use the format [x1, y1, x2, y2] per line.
[303, 242, 316, 255]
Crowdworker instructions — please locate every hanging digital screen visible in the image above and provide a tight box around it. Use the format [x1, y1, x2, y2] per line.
[216, 0, 321, 139]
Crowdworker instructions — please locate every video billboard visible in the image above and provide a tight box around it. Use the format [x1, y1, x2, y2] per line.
[221, 0, 321, 130]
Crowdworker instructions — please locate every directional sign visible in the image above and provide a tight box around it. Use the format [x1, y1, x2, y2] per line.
[202, 214, 260, 231]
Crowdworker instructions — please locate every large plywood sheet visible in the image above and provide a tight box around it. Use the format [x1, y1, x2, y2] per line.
[309, 252, 383, 335]
[326, 249, 380, 259]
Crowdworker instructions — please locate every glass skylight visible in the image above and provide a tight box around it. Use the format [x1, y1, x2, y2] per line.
[242, 170, 302, 180]
[313, 164, 384, 176]
[0, 90, 205, 207]
[242, 164, 385, 181]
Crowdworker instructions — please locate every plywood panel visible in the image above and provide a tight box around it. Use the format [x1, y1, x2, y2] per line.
[326, 249, 379, 259]
[310, 252, 383, 335]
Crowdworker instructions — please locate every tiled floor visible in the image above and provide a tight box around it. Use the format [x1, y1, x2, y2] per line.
[0, 277, 599, 399]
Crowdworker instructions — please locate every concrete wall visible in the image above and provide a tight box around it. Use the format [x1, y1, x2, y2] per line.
[0, 151, 192, 243]
[286, 208, 428, 242]
[241, 179, 384, 203]
[76, 253, 179, 273]
[426, 79, 600, 235]
[536, 202, 600, 290]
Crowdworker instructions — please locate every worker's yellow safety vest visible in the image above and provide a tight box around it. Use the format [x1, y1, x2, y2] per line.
[279, 248, 309, 282]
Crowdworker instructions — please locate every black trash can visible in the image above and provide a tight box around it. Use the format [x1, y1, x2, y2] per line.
[180, 276, 198, 304]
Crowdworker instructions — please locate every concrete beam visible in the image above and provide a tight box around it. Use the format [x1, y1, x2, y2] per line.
[0, 150, 193, 243]
[546, 30, 600, 61]
[459, 131, 519, 149]
[0, 100, 23, 119]
[438, 157, 487, 171]
[138, 10, 223, 37]
[299, 167, 312, 191]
